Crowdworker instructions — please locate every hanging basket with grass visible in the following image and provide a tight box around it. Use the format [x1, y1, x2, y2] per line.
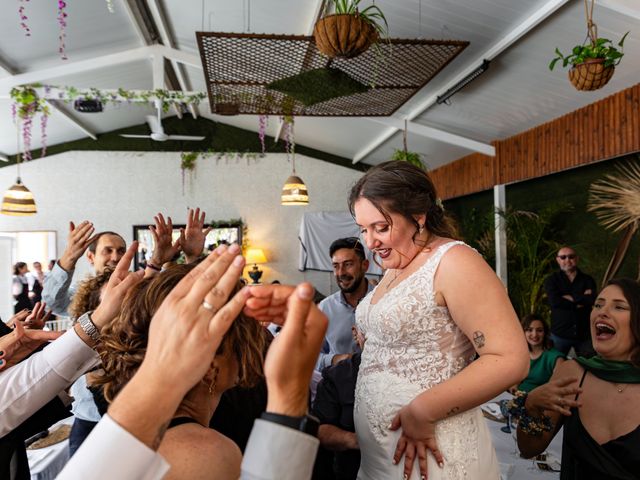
[314, 14, 378, 58]
[313, 1, 388, 59]
[568, 58, 615, 91]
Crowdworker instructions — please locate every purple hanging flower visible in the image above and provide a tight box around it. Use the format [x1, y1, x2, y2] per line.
[258, 115, 267, 154]
[22, 114, 33, 161]
[57, 0, 68, 60]
[11, 103, 17, 123]
[18, 1, 31, 36]
[40, 113, 48, 158]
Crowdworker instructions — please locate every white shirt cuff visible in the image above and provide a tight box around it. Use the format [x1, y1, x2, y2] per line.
[58, 414, 170, 480]
[243, 419, 319, 480]
[42, 327, 99, 381]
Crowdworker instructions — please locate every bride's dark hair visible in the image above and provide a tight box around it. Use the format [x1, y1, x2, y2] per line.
[348, 161, 458, 242]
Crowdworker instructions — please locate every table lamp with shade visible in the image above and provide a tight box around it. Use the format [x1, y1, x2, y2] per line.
[245, 248, 267, 284]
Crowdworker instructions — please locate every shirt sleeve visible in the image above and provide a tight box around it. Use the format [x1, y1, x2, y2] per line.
[41, 262, 75, 317]
[0, 328, 99, 437]
[57, 414, 170, 480]
[544, 274, 573, 309]
[242, 419, 319, 480]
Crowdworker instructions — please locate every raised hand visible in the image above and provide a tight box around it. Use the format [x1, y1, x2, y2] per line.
[262, 283, 328, 416]
[116, 245, 245, 406]
[23, 302, 51, 330]
[5, 309, 30, 329]
[180, 207, 212, 263]
[390, 403, 445, 480]
[91, 242, 145, 330]
[0, 319, 63, 370]
[148, 213, 181, 267]
[58, 221, 97, 272]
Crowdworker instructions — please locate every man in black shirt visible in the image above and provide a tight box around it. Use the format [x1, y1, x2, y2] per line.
[543, 246, 596, 357]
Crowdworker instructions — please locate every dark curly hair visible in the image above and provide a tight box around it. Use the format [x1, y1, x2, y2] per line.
[348, 161, 458, 244]
[94, 263, 266, 402]
[68, 269, 114, 320]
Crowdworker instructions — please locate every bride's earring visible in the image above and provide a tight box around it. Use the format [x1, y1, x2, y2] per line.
[419, 224, 425, 234]
[208, 366, 219, 394]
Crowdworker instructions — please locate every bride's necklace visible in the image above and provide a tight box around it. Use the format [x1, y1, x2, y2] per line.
[382, 238, 436, 292]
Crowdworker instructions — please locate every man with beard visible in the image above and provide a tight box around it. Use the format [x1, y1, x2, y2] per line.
[543, 246, 597, 357]
[316, 237, 372, 371]
[43, 223, 127, 318]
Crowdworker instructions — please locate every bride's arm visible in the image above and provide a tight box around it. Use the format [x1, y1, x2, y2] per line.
[410, 245, 528, 419]
[392, 245, 529, 477]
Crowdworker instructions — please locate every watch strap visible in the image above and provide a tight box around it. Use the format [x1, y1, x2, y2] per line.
[261, 412, 319, 437]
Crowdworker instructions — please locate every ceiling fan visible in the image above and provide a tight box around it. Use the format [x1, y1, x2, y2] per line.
[120, 100, 205, 142]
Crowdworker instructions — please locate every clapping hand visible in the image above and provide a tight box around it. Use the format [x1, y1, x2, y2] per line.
[148, 213, 181, 267]
[0, 317, 63, 370]
[180, 208, 212, 263]
[132, 243, 248, 402]
[58, 221, 97, 272]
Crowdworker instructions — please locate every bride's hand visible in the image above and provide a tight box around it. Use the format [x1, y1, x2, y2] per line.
[390, 403, 444, 479]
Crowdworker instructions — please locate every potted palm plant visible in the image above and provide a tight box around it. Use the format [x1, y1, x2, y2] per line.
[313, 0, 388, 58]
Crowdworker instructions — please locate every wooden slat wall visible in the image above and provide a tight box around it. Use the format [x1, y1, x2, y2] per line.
[430, 152, 495, 199]
[432, 83, 640, 200]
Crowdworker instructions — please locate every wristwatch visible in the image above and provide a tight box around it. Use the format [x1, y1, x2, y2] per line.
[77, 311, 100, 342]
[261, 412, 320, 437]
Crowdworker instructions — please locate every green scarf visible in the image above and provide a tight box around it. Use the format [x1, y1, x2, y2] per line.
[575, 355, 640, 384]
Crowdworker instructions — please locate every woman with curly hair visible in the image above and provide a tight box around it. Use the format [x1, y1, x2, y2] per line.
[93, 263, 266, 480]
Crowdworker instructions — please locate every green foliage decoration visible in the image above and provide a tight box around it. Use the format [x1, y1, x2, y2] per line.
[549, 32, 629, 70]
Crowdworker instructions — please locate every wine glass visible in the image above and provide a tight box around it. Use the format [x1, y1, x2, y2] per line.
[508, 415, 521, 458]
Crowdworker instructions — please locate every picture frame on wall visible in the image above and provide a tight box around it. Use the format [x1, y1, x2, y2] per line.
[132, 220, 243, 270]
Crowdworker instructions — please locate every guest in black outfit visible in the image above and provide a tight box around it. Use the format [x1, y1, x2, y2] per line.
[311, 327, 363, 480]
[12, 263, 31, 314]
[544, 246, 597, 357]
[29, 261, 45, 307]
[518, 278, 640, 480]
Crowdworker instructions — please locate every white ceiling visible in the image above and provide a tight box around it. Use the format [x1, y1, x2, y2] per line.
[0, 0, 638, 167]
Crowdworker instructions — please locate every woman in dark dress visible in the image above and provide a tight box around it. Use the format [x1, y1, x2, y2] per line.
[12, 263, 31, 314]
[517, 278, 640, 480]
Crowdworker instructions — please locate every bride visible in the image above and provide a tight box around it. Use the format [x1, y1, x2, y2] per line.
[348, 161, 529, 480]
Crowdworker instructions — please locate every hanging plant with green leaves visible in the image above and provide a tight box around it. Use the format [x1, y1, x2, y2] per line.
[392, 120, 426, 170]
[314, 0, 389, 59]
[10, 85, 51, 161]
[549, 0, 629, 91]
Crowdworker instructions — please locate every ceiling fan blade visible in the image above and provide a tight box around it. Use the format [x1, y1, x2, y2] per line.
[146, 115, 162, 135]
[166, 135, 206, 141]
[120, 134, 152, 139]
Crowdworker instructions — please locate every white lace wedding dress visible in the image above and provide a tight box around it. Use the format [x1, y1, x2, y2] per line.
[354, 241, 499, 480]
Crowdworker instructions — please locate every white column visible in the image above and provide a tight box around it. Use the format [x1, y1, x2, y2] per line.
[494, 184, 507, 287]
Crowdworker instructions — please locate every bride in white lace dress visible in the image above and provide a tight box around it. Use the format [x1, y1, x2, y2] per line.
[348, 162, 529, 480]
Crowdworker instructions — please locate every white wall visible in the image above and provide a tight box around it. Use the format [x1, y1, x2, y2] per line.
[0, 150, 363, 300]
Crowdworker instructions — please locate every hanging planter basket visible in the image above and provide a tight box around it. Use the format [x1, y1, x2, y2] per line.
[568, 58, 615, 91]
[313, 14, 378, 59]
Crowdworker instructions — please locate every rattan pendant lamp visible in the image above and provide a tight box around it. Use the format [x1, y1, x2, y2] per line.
[281, 150, 309, 206]
[1, 126, 37, 216]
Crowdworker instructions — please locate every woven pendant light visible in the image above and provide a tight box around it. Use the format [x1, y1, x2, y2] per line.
[1, 177, 37, 216]
[281, 174, 309, 205]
